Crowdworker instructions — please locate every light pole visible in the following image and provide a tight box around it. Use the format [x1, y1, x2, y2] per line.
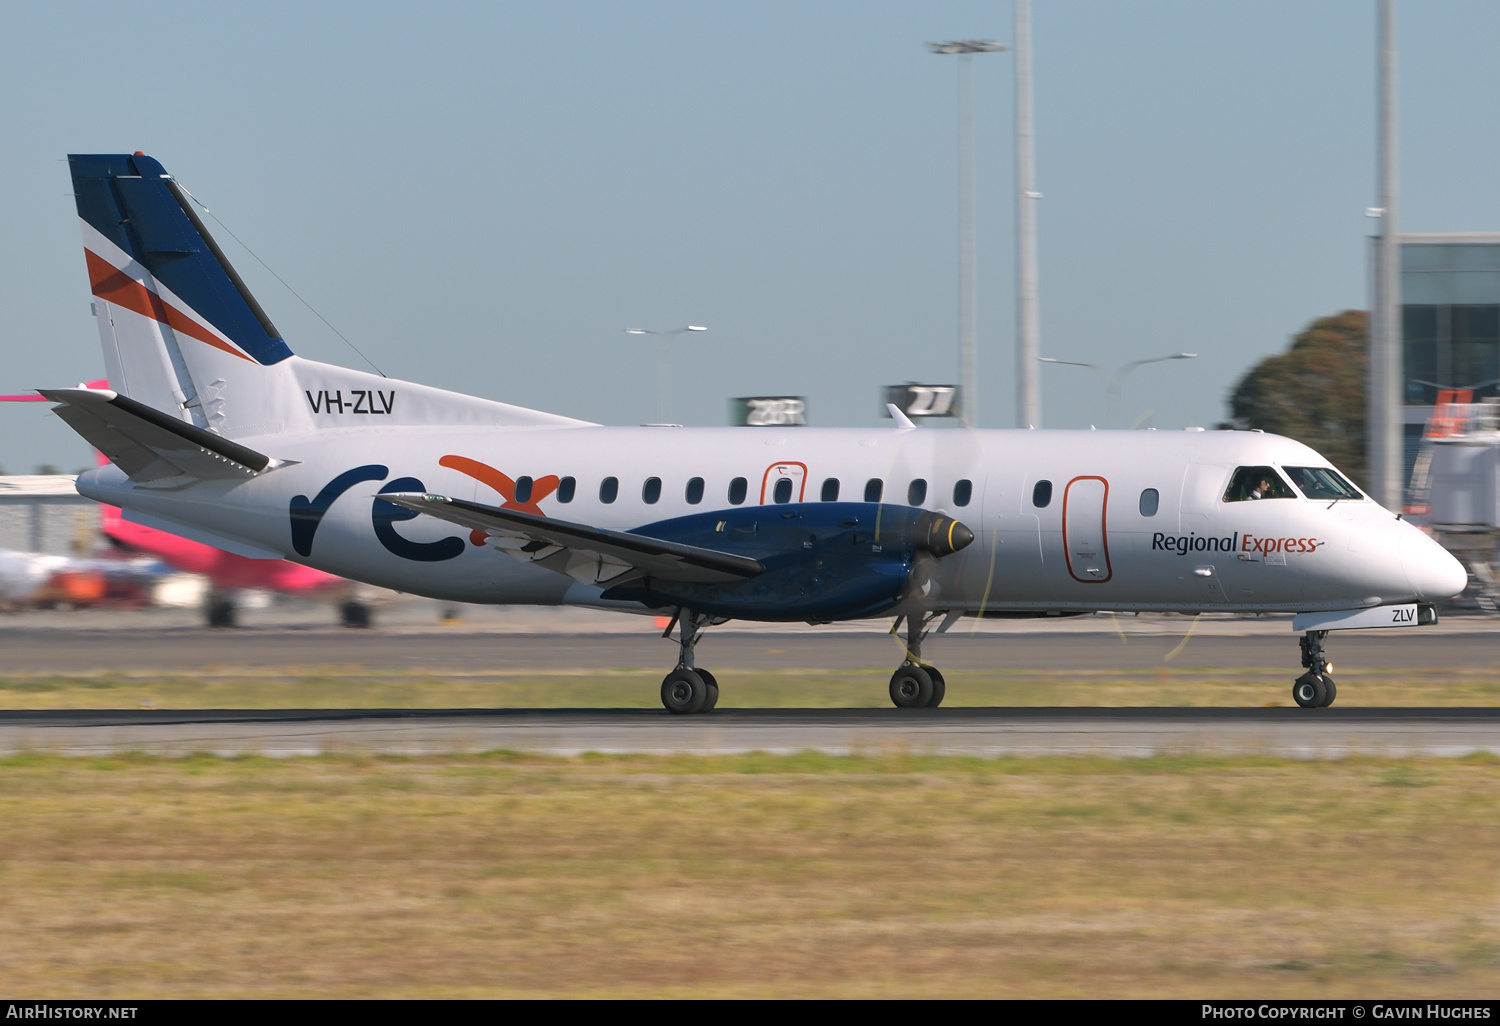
[624, 325, 707, 423]
[1038, 352, 1197, 428]
[928, 39, 1007, 428]
[1015, 0, 1042, 429]
[1369, 0, 1402, 507]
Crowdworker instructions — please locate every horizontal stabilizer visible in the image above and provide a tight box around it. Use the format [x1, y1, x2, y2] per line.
[383, 493, 765, 586]
[40, 387, 278, 487]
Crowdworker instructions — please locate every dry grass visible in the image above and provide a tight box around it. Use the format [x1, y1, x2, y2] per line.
[0, 751, 1497, 997]
[0, 665, 1496, 709]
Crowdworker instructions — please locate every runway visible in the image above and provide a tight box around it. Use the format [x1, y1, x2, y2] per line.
[3, 706, 1499, 758]
[1, 609, 1494, 756]
[0, 621, 1497, 672]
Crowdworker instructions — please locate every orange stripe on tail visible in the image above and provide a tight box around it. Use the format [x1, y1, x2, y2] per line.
[86, 250, 253, 363]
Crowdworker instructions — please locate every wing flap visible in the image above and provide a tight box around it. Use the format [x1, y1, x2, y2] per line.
[382, 493, 765, 585]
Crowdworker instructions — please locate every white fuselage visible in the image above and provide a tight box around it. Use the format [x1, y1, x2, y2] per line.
[75, 422, 1466, 618]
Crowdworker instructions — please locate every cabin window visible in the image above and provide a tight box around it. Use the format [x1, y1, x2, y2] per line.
[685, 477, 705, 504]
[556, 476, 576, 503]
[728, 477, 748, 505]
[864, 478, 884, 502]
[907, 479, 928, 506]
[953, 479, 972, 507]
[1283, 466, 1363, 501]
[1223, 466, 1294, 502]
[599, 476, 619, 504]
[821, 478, 840, 502]
[513, 476, 533, 504]
[1032, 480, 1052, 508]
[773, 477, 794, 504]
[642, 477, 662, 504]
[1139, 488, 1159, 517]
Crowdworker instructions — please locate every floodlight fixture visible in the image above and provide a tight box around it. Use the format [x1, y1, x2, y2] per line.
[926, 40, 1008, 55]
[1038, 352, 1197, 427]
[622, 325, 710, 422]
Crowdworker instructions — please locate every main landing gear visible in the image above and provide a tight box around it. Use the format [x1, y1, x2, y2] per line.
[1292, 629, 1337, 708]
[888, 613, 946, 709]
[339, 601, 373, 629]
[659, 610, 723, 715]
[204, 594, 374, 629]
[205, 593, 236, 628]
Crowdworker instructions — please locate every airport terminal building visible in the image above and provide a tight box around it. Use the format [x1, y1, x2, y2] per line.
[0, 475, 98, 555]
[1399, 233, 1500, 479]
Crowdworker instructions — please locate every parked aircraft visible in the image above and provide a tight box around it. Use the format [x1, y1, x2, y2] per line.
[1, 387, 370, 627]
[21, 153, 1468, 711]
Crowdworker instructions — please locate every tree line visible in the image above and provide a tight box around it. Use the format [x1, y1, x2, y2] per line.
[1220, 310, 1368, 489]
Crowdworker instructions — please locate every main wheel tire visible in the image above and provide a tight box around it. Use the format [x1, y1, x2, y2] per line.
[340, 601, 372, 629]
[661, 668, 709, 715]
[925, 667, 946, 708]
[697, 668, 720, 713]
[889, 664, 934, 709]
[1292, 672, 1328, 709]
[1319, 673, 1337, 708]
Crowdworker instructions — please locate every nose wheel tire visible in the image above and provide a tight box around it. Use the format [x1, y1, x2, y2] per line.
[1318, 673, 1336, 707]
[1292, 672, 1328, 709]
[1293, 630, 1338, 708]
[889, 664, 935, 709]
[662, 669, 709, 715]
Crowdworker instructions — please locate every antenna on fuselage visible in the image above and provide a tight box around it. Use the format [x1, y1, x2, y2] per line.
[886, 404, 917, 431]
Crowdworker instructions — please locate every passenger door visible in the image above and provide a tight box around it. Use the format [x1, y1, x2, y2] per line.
[1062, 476, 1111, 583]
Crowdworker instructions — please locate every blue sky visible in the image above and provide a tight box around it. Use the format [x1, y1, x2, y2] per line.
[3, 1, 1498, 471]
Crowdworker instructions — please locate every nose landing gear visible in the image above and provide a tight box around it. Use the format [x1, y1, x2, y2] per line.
[1293, 629, 1337, 708]
[659, 609, 722, 714]
[888, 613, 947, 709]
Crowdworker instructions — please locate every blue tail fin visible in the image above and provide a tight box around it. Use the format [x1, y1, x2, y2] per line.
[64, 152, 596, 439]
[69, 153, 293, 367]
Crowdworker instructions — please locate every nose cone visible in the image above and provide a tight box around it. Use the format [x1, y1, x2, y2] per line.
[1399, 523, 1469, 602]
[945, 520, 976, 554]
[915, 511, 975, 556]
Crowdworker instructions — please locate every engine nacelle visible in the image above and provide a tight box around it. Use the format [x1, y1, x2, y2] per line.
[601, 502, 973, 621]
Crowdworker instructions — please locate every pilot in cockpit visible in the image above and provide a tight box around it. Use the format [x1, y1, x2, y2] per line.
[1225, 466, 1295, 502]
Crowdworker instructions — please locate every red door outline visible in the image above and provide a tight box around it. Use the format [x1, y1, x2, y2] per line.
[760, 462, 808, 504]
[1062, 475, 1112, 583]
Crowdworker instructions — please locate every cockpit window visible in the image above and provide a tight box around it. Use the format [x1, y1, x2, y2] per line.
[1223, 466, 1295, 502]
[1283, 466, 1363, 501]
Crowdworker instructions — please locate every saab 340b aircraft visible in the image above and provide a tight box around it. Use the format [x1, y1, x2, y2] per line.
[31, 153, 1468, 713]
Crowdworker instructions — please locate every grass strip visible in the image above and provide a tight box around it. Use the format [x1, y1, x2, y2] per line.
[0, 751, 1496, 997]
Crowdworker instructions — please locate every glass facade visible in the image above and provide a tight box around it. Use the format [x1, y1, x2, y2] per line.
[1398, 236, 1500, 485]
[1401, 238, 1500, 405]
